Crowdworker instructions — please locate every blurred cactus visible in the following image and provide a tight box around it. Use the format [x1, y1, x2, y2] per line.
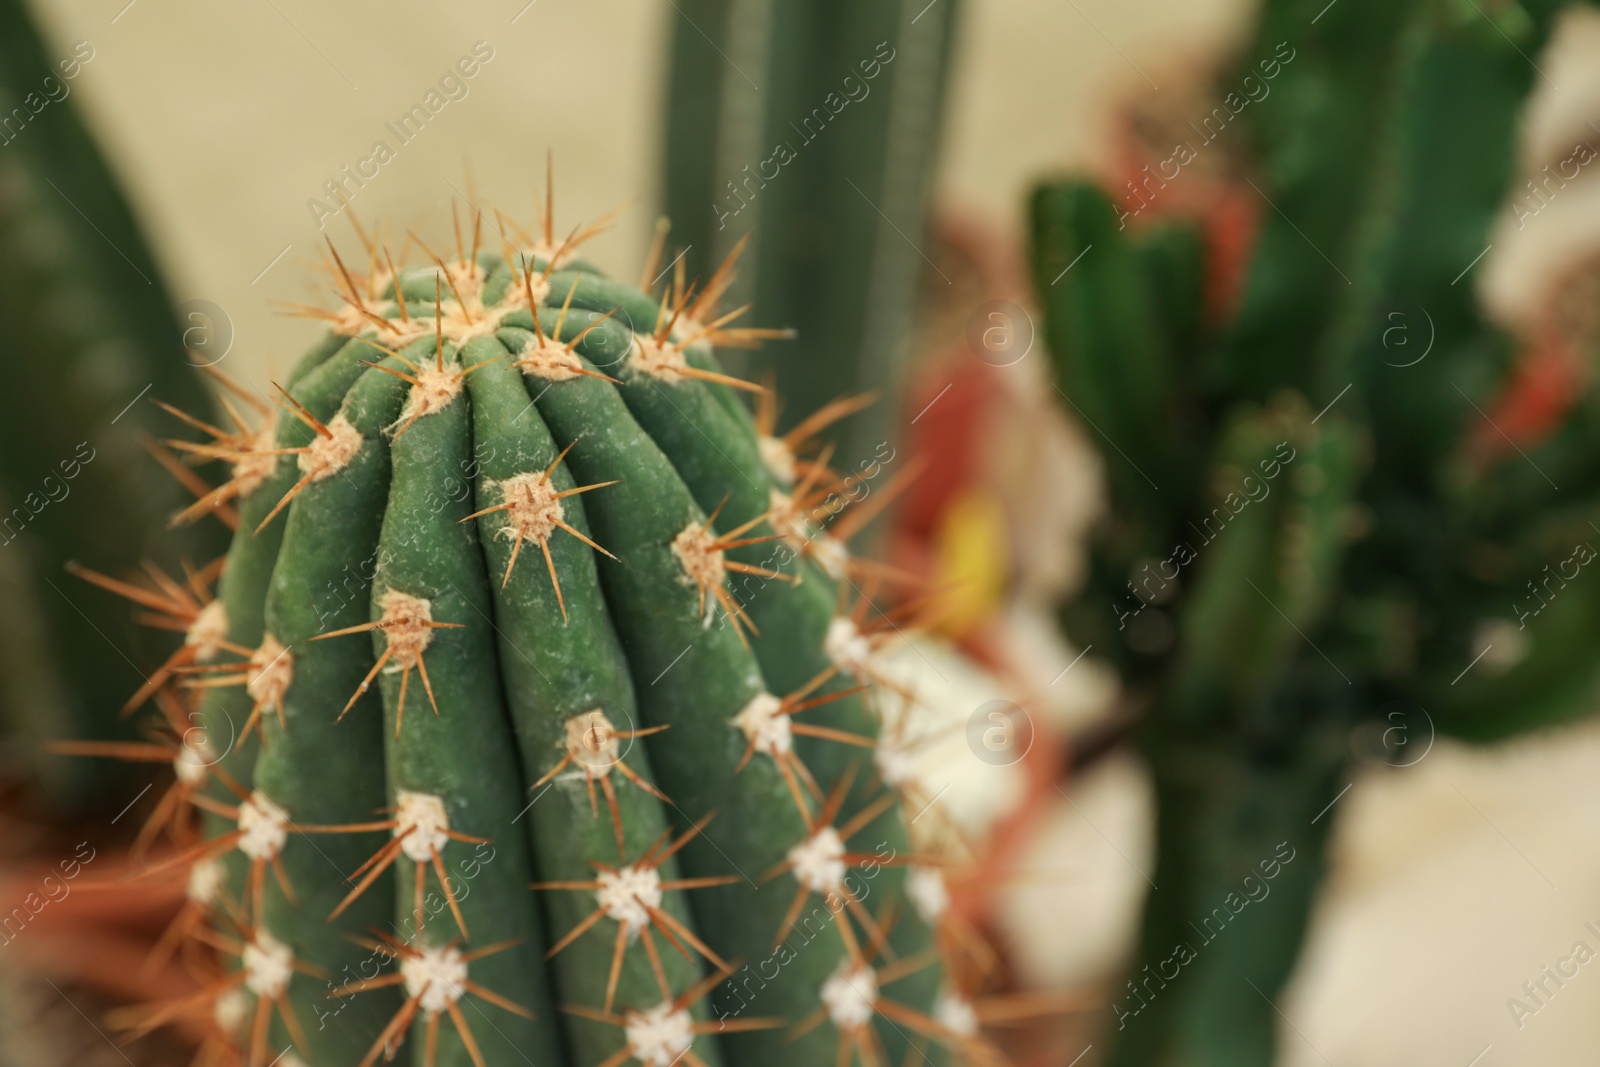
[1033, 1, 1600, 1064]
[0, 0, 223, 810]
[661, 0, 960, 466]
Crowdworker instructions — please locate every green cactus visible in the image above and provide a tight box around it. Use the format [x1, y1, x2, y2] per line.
[0, 0, 226, 810]
[82, 212, 965, 1067]
[661, 0, 960, 467]
[1032, 1, 1600, 1065]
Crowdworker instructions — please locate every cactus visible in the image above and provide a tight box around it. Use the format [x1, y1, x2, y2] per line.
[661, 0, 960, 467]
[0, 0, 226, 810]
[1032, 1, 1600, 1065]
[67, 205, 975, 1067]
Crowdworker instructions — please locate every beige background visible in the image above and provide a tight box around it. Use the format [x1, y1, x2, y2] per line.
[28, 0, 1252, 391]
[26, 1, 1600, 1064]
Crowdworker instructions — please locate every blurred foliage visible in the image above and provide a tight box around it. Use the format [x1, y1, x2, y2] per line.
[0, 0, 222, 812]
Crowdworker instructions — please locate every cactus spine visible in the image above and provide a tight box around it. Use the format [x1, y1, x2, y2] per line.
[1034, 2, 1600, 1066]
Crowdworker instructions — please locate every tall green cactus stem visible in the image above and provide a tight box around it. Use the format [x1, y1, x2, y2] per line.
[661, 0, 960, 467]
[102, 217, 953, 1067]
[1034, 2, 1599, 1066]
[0, 0, 224, 809]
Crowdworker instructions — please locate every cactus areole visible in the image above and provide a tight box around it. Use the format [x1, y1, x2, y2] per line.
[105, 207, 955, 1067]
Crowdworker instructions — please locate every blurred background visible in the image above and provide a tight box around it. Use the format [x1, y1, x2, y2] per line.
[6, 1, 1600, 1065]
